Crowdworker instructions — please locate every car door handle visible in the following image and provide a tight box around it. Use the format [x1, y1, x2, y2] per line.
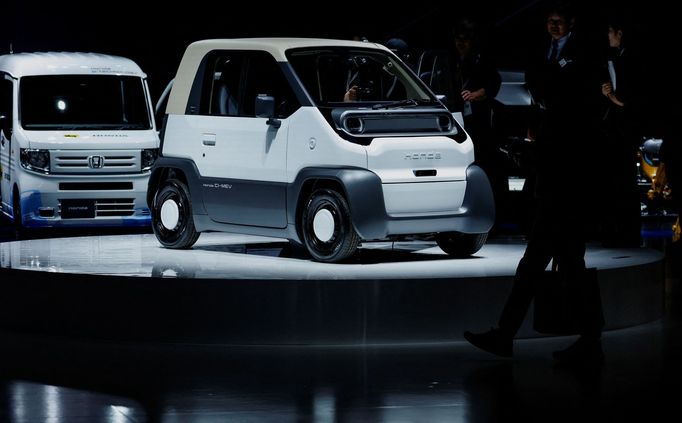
[202, 133, 216, 146]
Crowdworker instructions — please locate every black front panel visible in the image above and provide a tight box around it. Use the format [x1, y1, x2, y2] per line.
[202, 177, 287, 229]
[60, 199, 95, 219]
[59, 182, 133, 191]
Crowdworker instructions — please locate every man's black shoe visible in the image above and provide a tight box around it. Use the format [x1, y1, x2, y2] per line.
[553, 336, 604, 365]
[464, 328, 513, 358]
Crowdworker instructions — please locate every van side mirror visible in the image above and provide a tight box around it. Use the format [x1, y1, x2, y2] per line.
[255, 94, 281, 128]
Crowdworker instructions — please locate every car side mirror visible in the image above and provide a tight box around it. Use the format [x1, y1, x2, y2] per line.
[436, 94, 447, 103]
[255, 94, 281, 128]
[255, 94, 275, 118]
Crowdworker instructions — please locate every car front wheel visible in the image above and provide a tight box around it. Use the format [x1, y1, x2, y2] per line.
[301, 188, 359, 262]
[152, 178, 200, 249]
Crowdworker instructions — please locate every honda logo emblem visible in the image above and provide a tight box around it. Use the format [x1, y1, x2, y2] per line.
[88, 155, 105, 169]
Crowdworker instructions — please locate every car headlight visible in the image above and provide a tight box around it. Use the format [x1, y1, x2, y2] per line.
[20, 149, 50, 173]
[141, 148, 158, 171]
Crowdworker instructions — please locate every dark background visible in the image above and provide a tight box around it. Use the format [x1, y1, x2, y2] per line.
[1, 0, 673, 119]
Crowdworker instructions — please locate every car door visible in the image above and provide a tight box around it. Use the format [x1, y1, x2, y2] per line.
[194, 51, 298, 229]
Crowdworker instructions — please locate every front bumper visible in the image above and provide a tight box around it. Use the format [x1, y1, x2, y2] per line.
[15, 171, 152, 228]
[347, 165, 495, 240]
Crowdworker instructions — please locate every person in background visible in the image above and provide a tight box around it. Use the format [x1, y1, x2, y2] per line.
[599, 15, 643, 247]
[385, 38, 414, 70]
[450, 20, 505, 222]
[383, 38, 415, 99]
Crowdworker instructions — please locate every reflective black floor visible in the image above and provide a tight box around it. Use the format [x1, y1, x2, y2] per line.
[2, 309, 682, 423]
[1, 216, 681, 422]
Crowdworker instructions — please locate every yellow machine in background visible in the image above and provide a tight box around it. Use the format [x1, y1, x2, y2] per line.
[641, 138, 679, 242]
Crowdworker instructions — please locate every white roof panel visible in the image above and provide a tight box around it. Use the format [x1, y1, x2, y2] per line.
[0, 52, 146, 78]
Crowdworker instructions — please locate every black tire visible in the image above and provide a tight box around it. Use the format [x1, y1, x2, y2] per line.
[301, 188, 359, 262]
[436, 232, 488, 257]
[151, 178, 200, 249]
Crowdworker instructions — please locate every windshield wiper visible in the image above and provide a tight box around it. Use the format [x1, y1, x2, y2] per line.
[108, 124, 150, 130]
[372, 99, 432, 110]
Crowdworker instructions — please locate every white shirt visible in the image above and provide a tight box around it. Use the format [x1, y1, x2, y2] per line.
[548, 33, 571, 60]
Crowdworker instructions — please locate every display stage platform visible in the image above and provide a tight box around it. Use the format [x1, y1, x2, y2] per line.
[0, 233, 664, 345]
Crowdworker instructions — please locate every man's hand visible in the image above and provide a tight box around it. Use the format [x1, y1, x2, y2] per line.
[344, 86, 359, 102]
[461, 88, 486, 102]
[601, 82, 613, 97]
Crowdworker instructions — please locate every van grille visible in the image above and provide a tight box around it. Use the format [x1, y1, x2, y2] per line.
[51, 150, 141, 174]
[95, 198, 136, 217]
[58, 198, 136, 217]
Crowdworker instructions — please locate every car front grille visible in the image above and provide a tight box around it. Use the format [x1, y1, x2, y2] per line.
[51, 150, 141, 174]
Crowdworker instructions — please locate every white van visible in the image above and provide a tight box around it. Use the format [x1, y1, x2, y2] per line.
[149, 39, 494, 262]
[0, 52, 159, 229]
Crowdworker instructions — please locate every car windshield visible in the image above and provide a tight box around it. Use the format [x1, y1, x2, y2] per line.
[20, 75, 152, 130]
[287, 47, 436, 107]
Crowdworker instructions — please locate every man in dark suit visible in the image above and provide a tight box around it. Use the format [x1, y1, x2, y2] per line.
[450, 20, 505, 223]
[464, 2, 604, 364]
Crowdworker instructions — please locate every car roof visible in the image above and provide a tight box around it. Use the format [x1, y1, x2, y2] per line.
[186, 38, 387, 59]
[167, 38, 390, 114]
[0, 52, 146, 78]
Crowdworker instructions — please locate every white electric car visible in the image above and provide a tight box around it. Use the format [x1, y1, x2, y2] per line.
[149, 38, 494, 262]
[0, 52, 159, 229]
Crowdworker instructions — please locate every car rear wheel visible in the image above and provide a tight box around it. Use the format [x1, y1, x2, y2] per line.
[301, 188, 359, 262]
[152, 178, 199, 249]
[436, 232, 488, 257]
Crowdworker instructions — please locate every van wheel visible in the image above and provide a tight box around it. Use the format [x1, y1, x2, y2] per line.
[152, 178, 200, 249]
[436, 232, 488, 257]
[302, 189, 359, 262]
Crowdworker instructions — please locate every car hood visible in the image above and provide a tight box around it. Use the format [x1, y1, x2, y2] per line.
[22, 130, 159, 150]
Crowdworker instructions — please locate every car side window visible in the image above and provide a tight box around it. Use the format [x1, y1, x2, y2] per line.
[242, 52, 300, 119]
[207, 54, 245, 117]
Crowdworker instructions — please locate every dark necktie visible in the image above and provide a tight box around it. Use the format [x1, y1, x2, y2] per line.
[548, 39, 559, 62]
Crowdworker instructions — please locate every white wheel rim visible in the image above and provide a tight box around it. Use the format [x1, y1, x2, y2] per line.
[313, 208, 335, 242]
[160, 199, 180, 230]
[161, 268, 178, 277]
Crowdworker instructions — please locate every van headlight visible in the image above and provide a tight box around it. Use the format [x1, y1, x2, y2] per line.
[20, 149, 50, 173]
[141, 148, 158, 171]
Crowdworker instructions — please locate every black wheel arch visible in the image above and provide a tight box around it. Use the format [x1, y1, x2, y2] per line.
[288, 167, 388, 242]
[147, 157, 207, 216]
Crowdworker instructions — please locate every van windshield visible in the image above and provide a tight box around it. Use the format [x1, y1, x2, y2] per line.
[20, 75, 151, 130]
[286, 47, 436, 107]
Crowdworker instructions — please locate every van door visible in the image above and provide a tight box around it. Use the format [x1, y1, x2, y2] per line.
[193, 51, 299, 229]
[0, 76, 13, 212]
